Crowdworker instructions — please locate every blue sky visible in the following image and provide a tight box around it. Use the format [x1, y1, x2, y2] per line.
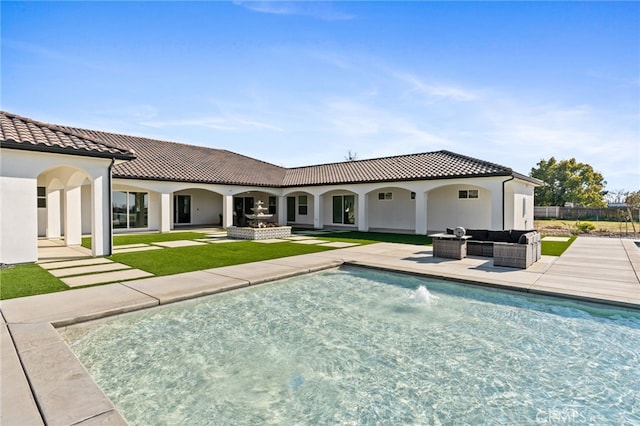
[2, 1, 639, 192]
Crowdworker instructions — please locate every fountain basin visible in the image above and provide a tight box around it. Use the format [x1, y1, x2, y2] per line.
[227, 225, 292, 240]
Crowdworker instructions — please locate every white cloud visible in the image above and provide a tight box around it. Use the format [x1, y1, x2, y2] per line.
[233, 1, 355, 21]
[394, 72, 478, 102]
[141, 115, 283, 132]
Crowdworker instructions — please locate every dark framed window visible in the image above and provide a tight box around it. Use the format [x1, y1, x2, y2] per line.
[459, 189, 479, 199]
[298, 195, 308, 215]
[37, 187, 46, 208]
[268, 196, 277, 214]
[378, 192, 392, 200]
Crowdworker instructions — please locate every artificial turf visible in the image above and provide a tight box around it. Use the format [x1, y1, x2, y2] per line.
[540, 236, 577, 256]
[0, 263, 68, 300]
[110, 241, 336, 276]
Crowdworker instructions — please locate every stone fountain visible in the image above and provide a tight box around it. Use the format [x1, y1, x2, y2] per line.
[227, 200, 292, 240]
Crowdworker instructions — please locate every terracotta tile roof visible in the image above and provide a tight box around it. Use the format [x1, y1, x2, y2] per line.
[60, 127, 287, 187]
[282, 151, 515, 186]
[1, 111, 539, 187]
[0, 111, 134, 160]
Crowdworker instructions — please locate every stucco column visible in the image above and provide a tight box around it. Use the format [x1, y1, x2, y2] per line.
[357, 193, 369, 232]
[160, 192, 172, 233]
[415, 191, 427, 235]
[46, 188, 62, 238]
[0, 177, 38, 264]
[222, 194, 233, 228]
[91, 175, 110, 256]
[313, 194, 323, 229]
[278, 196, 287, 225]
[64, 185, 82, 246]
[491, 187, 504, 230]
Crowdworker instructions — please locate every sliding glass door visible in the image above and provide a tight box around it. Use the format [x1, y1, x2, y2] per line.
[332, 195, 355, 225]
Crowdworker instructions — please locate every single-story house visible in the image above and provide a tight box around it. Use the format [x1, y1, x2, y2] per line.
[0, 111, 542, 264]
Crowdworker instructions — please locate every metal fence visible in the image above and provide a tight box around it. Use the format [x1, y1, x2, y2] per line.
[534, 206, 639, 221]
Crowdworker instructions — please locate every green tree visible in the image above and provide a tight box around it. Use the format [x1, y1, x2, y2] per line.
[530, 157, 607, 207]
[625, 191, 640, 208]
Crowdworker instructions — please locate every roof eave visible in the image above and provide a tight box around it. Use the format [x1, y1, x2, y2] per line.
[0, 140, 135, 161]
[283, 172, 514, 188]
[113, 174, 284, 187]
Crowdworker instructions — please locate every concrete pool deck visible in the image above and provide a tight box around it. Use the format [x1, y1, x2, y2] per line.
[1, 237, 639, 425]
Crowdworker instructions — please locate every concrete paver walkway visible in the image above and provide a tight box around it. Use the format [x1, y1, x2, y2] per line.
[1, 237, 638, 425]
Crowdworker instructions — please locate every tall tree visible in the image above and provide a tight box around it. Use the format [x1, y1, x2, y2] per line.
[530, 157, 607, 207]
[626, 191, 640, 209]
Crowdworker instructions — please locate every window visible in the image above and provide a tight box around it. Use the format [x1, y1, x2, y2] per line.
[458, 189, 479, 199]
[37, 187, 46, 208]
[298, 195, 308, 215]
[332, 195, 355, 224]
[411, 192, 416, 200]
[378, 192, 392, 200]
[268, 196, 277, 215]
[113, 191, 148, 229]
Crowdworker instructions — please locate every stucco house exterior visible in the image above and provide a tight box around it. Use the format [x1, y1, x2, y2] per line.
[0, 111, 541, 264]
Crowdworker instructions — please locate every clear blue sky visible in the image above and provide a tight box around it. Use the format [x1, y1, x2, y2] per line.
[2, 1, 639, 193]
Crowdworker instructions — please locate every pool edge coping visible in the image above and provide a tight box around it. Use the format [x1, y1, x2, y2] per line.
[2, 241, 639, 425]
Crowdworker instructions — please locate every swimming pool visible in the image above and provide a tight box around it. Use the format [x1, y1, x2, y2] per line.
[61, 266, 640, 424]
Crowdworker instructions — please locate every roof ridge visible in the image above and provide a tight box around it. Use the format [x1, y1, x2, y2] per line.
[287, 150, 445, 171]
[438, 149, 512, 172]
[1, 111, 135, 157]
[217, 149, 286, 171]
[67, 127, 287, 171]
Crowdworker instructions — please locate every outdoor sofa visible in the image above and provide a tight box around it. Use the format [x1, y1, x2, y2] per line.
[445, 228, 541, 269]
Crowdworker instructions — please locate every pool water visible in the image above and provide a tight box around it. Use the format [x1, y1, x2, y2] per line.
[61, 267, 640, 425]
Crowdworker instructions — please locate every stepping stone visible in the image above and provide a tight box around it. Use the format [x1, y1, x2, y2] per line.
[318, 242, 360, 248]
[62, 269, 153, 288]
[542, 236, 571, 242]
[49, 263, 131, 277]
[39, 258, 113, 270]
[286, 236, 316, 241]
[152, 240, 206, 248]
[113, 246, 164, 254]
[113, 243, 149, 249]
[254, 239, 287, 244]
[208, 239, 241, 244]
[292, 239, 329, 245]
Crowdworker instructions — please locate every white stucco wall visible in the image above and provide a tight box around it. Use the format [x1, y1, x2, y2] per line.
[1, 149, 113, 263]
[505, 179, 535, 230]
[426, 184, 492, 231]
[0, 176, 38, 263]
[285, 191, 314, 225]
[367, 188, 416, 231]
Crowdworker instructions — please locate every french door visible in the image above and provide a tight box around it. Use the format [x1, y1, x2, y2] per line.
[175, 195, 191, 224]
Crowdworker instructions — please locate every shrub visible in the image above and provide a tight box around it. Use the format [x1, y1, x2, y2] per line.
[575, 221, 595, 234]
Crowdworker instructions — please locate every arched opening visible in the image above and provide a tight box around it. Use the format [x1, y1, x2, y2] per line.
[231, 190, 279, 227]
[283, 190, 314, 227]
[171, 187, 224, 228]
[366, 186, 417, 233]
[37, 165, 93, 247]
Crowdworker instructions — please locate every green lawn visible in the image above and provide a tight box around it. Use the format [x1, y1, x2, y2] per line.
[541, 236, 576, 256]
[111, 241, 337, 276]
[2, 230, 572, 300]
[321, 231, 433, 245]
[0, 264, 68, 300]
